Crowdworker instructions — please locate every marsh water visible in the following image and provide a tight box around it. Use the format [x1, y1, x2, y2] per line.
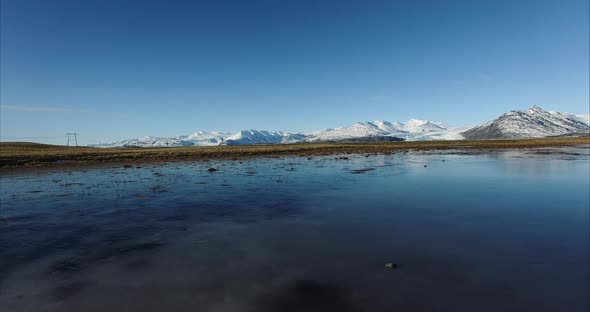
[0, 147, 589, 312]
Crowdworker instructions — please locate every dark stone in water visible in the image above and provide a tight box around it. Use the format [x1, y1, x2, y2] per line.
[91, 241, 163, 263]
[256, 279, 361, 312]
[47, 257, 82, 275]
[350, 168, 375, 174]
[208, 168, 218, 172]
[151, 185, 165, 193]
[122, 258, 151, 271]
[123, 164, 133, 168]
[51, 281, 90, 301]
[116, 242, 162, 254]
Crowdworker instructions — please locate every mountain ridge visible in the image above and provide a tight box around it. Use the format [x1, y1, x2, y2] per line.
[90, 106, 589, 147]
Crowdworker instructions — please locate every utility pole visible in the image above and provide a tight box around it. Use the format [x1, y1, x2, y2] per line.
[66, 133, 79, 146]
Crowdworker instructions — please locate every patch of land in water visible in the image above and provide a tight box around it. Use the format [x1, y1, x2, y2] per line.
[1, 137, 588, 169]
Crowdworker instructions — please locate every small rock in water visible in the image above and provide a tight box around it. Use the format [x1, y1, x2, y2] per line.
[424, 165, 427, 168]
[151, 185, 164, 193]
[207, 168, 218, 172]
[350, 168, 375, 174]
[442, 159, 445, 162]
[385, 263, 398, 270]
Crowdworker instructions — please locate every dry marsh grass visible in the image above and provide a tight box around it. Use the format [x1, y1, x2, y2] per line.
[1, 137, 588, 169]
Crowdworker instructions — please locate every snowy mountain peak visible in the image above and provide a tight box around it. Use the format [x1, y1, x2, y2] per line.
[528, 105, 543, 113]
[402, 119, 447, 132]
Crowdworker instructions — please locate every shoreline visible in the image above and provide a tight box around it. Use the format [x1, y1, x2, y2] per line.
[1, 137, 589, 170]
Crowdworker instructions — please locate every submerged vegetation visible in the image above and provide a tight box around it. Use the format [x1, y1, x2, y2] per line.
[0, 137, 588, 169]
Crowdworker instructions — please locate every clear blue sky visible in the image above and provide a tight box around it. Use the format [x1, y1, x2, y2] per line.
[1, 0, 589, 144]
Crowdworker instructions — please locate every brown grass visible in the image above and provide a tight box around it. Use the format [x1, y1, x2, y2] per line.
[1, 137, 588, 169]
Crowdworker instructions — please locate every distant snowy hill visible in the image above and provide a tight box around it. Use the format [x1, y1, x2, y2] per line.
[179, 131, 229, 146]
[90, 136, 195, 148]
[305, 121, 407, 142]
[305, 119, 456, 142]
[224, 130, 306, 145]
[401, 119, 446, 133]
[91, 131, 307, 147]
[462, 106, 590, 139]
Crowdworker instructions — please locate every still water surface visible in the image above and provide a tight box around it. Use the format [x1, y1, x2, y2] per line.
[1, 147, 589, 311]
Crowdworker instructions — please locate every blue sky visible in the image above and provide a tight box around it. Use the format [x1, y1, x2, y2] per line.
[1, 0, 589, 145]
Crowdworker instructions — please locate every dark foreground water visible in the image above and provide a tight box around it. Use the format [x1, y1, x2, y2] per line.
[1, 147, 589, 312]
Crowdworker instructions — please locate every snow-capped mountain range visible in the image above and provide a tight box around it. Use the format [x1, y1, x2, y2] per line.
[91, 106, 589, 147]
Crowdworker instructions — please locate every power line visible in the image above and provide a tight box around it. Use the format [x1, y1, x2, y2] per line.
[66, 133, 79, 146]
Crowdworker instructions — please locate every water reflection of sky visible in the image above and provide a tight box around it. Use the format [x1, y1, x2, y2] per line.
[0, 147, 588, 311]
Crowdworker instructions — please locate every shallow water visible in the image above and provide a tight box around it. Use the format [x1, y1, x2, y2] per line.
[1, 147, 589, 312]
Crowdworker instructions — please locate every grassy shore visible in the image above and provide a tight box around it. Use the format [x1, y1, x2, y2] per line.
[1, 137, 588, 169]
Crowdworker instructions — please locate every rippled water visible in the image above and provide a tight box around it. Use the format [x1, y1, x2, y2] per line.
[1, 147, 589, 312]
